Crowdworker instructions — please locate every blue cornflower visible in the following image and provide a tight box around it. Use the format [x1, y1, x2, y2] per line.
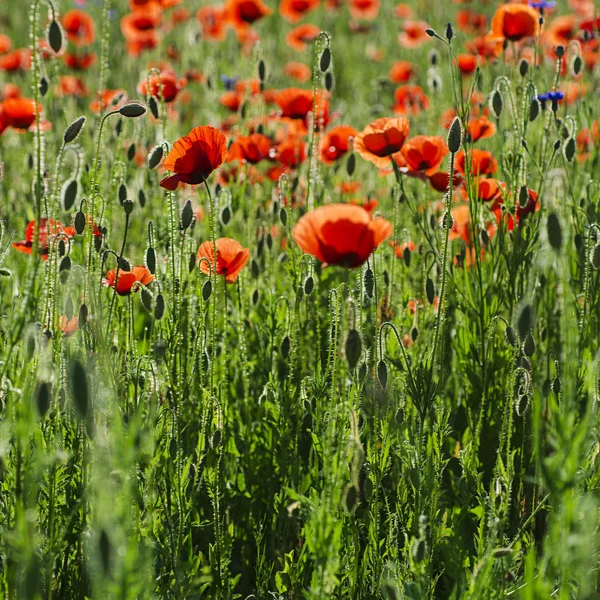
[220, 75, 239, 91]
[529, 1, 556, 9]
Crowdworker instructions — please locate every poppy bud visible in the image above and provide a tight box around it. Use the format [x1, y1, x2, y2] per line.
[425, 28, 436, 37]
[181, 200, 193, 229]
[547, 212, 562, 251]
[411, 326, 418, 342]
[280, 335, 290, 359]
[202, 279, 212, 302]
[145, 247, 156, 274]
[60, 256, 71, 273]
[572, 55, 582, 76]
[403, 246, 411, 267]
[447, 117, 462, 153]
[63, 116, 86, 145]
[99, 529, 111, 575]
[280, 207, 288, 227]
[36, 381, 51, 418]
[364, 267, 374, 298]
[141, 289, 153, 312]
[119, 103, 146, 118]
[138, 189, 146, 207]
[74, 211, 86, 234]
[346, 153, 356, 177]
[590, 245, 600, 269]
[118, 258, 131, 271]
[343, 484, 358, 514]
[429, 49, 439, 66]
[304, 275, 314, 295]
[555, 45, 564, 59]
[445, 22, 453, 42]
[523, 333, 536, 357]
[552, 377, 561, 395]
[39, 77, 48, 97]
[517, 304, 532, 340]
[258, 59, 266, 82]
[148, 96, 159, 119]
[153, 340, 168, 360]
[377, 359, 388, 390]
[490, 90, 503, 119]
[122, 199, 134, 215]
[220, 205, 231, 225]
[529, 99, 540, 122]
[345, 329, 362, 370]
[553, 139, 561, 151]
[61, 179, 78, 211]
[154, 294, 165, 320]
[78, 304, 88, 329]
[320, 47, 331, 73]
[70, 359, 89, 420]
[252, 289, 260, 306]
[251, 259, 259, 278]
[325, 72, 334, 92]
[127, 143, 136, 161]
[48, 20, 63, 54]
[148, 145, 163, 170]
[518, 59, 529, 78]
[564, 138, 575, 162]
[426, 278, 435, 305]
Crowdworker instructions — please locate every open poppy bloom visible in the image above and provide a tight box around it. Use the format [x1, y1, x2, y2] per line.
[286, 23, 321, 52]
[197, 237, 250, 283]
[283, 61, 312, 83]
[57, 75, 88, 97]
[62, 10, 96, 47]
[490, 4, 540, 42]
[13, 219, 75, 259]
[64, 51, 96, 70]
[225, 0, 272, 29]
[138, 70, 186, 103]
[103, 265, 155, 296]
[0, 34, 12, 54]
[274, 137, 307, 169]
[455, 149, 498, 177]
[349, 0, 381, 21]
[320, 125, 357, 164]
[275, 88, 329, 130]
[196, 5, 228, 41]
[398, 20, 431, 48]
[121, 7, 162, 56]
[160, 125, 228, 190]
[89, 88, 127, 114]
[280, 0, 320, 23]
[0, 97, 40, 130]
[228, 133, 273, 164]
[462, 178, 505, 205]
[389, 60, 415, 83]
[401, 135, 449, 176]
[0, 49, 31, 72]
[392, 85, 430, 116]
[292, 203, 393, 268]
[467, 116, 496, 142]
[456, 54, 479, 75]
[428, 171, 463, 193]
[354, 117, 410, 169]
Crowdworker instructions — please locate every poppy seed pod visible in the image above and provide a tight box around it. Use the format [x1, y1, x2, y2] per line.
[447, 117, 462, 153]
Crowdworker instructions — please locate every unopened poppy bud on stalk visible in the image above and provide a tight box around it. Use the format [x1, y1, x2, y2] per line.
[447, 117, 462, 153]
[119, 103, 146, 118]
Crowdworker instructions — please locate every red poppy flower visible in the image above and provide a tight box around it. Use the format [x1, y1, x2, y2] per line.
[12, 219, 75, 259]
[220, 91, 242, 112]
[196, 5, 228, 41]
[89, 89, 127, 114]
[292, 203, 393, 268]
[197, 237, 250, 283]
[103, 265, 155, 296]
[456, 54, 479, 75]
[545, 15, 577, 47]
[0, 49, 31, 72]
[275, 88, 329, 129]
[349, 0, 380, 21]
[455, 149, 498, 176]
[62, 10, 96, 47]
[1, 83, 20, 101]
[160, 125, 228, 190]
[428, 171, 463, 193]
[389, 60, 415, 83]
[465, 34, 503, 60]
[57, 75, 88, 97]
[274, 137, 307, 168]
[354, 117, 410, 169]
[138, 70, 186, 103]
[225, 0, 272, 29]
[394, 3, 413, 18]
[0, 34, 12, 54]
[398, 20, 430, 48]
[392, 85, 430, 116]
[121, 7, 161, 56]
[401, 135, 448, 176]
[228, 133, 272, 164]
[59, 315, 79, 337]
[462, 178, 505, 205]
[283, 61, 312, 82]
[320, 125, 358, 164]
[63, 51, 96, 70]
[286, 23, 321, 52]
[490, 4, 540, 42]
[467, 116, 496, 142]
[390, 239, 416, 258]
[280, 0, 320, 23]
[0, 98, 40, 130]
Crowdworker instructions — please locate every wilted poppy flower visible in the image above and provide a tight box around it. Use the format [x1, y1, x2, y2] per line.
[457, 54, 479, 75]
[280, 0, 320, 23]
[467, 116, 496, 142]
[455, 149, 498, 176]
[490, 4, 540, 42]
[389, 60, 415, 83]
[292, 203, 393, 268]
[392, 85, 430, 115]
[283, 61, 312, 82]
[401, 135, 448, 176]
[160, 125, 228, 190]
[138, 70, 186, 103]
[320, 125, 357, 164]
[228, 133, 272, 164]
[349, 0, 381, 21]
[103, 265, 155, 296]
[121, 7, 161, 56]
[196, 5, 228, 41]
[13, 219, 75, 259]
[226, 0, 272, 29]
[286, 23, 321, 52]
[398, 20, 430, 48]
[63, 10, 96, 46]
[89, 88, 127, 114]
[197, 237, 250, 283]
[354, 117, 410, 169]
[63, 51, 96, 70]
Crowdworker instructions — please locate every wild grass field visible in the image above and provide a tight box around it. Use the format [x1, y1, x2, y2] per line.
[0, 0, 599, 597]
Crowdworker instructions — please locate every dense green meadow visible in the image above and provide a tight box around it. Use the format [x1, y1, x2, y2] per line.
[0, 0, 599, 597]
